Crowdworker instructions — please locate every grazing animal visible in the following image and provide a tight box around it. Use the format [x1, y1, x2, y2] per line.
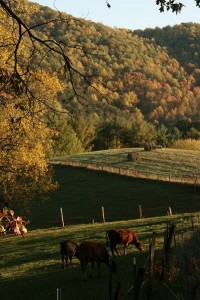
[78, 240, 116, 281]
[106, 229, 143, 256]
[60, 240, 79, 268]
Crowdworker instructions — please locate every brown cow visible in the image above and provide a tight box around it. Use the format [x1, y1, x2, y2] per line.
[78, 241, 116, 281]
[106, 229, 143, 256]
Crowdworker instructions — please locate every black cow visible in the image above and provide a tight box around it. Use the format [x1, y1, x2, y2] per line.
[60, 240, 79, 268]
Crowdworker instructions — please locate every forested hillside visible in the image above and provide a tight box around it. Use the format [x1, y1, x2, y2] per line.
[22, 3, 199, 151]
[0, 0, 200, 169]
[133, 23, 200, 83]
[29, 5, 200, 122]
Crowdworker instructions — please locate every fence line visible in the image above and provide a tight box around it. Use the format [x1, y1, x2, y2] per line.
[48, 159, 200, 187]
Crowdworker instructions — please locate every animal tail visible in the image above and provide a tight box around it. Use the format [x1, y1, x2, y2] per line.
[60, 241, 65, 264]
[106, 231, 109, 247]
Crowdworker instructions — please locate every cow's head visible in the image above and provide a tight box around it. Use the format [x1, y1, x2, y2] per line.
[135, 240, 144, 251]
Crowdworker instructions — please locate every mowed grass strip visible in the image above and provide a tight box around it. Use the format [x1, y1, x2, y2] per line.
[52, 148, 200, 178]
[0, 215, 198, 300]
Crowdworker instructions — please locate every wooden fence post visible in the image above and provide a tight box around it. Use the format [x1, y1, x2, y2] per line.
[102, 206, 106, 223]
[138, 205, 143, 219]
[126, 257, 137, 297]
[109, 257, 113, 300]
[133, 257, 137, 279]
[113, 282, 121, 300]
[150, 231, 156, 278]
[134, 267, 145, 300]
[191, 215, 195, 233]
[160, 223, 176, 281]
[194, 177, 197, 189]
[168, 207, 173, 216]
[181, 217, 184, 240]
[60, 207, 65, 228]
[169, 174, 171, 182]
[57, 288, 61, 300]
[146, 231, 157, 299]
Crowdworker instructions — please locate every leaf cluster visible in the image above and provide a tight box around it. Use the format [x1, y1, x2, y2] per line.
[156, 0, 200, 13]
[0, 205, 29, 237]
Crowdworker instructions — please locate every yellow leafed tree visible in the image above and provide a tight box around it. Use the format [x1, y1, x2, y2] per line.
[0, 1, 64, 209]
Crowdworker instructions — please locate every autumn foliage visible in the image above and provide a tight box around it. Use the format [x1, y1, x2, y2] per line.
[0, 1, 199, 212]
[0, 206, 29, 237]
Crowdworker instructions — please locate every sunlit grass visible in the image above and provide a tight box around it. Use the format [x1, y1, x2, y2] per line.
[1, 213, 198, 300]
[51, 147, 200, 179]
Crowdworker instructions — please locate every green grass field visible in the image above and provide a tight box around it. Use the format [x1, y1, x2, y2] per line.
[1, 215, 198, 300]
[28, 164, 200, 230]
[1, 148, 200, 299]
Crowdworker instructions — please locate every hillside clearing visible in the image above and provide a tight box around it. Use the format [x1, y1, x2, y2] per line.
[49, 148, 200, 185]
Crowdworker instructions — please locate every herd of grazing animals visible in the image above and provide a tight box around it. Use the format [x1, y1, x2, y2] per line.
[60, 228, 143, 281]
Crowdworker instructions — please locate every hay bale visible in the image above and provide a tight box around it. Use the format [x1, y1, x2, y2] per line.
[127, 152, 140, 161]
[144, 143, 162, 151]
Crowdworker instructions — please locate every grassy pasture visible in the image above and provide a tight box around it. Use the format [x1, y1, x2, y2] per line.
[1, 215, 198, 300]
[28, 165, 200, 229]
[51, 148, 200, 181]
[1, 148, 200, 299]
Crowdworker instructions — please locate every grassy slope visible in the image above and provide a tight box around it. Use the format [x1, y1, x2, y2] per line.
[52, 148, 200, 179]
[0, 215, 198, 300]
[28, 164, 200, 229]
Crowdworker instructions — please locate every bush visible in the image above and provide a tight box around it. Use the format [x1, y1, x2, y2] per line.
[144, 143, 162, 151]
[171, 139, 200, 150]
[0, 206, 29, 237]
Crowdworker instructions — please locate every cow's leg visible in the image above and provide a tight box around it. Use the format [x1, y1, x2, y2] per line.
[112, 243, 120, 256]
[115, 247, 121, 256]
[124, 242, 130, 255]
[89, 260, 94, 278]
[61, 254, 65, 269]
[66, 255, 70, 267]
[111, 243, 120, 256]
[97, 262, 101, 277]
[81, 261, 88, 281]
[110, 246, 116, 257]
[69, 255, 73, 266]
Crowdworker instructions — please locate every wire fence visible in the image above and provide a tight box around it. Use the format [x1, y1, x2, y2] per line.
[48, 159, 200, 187]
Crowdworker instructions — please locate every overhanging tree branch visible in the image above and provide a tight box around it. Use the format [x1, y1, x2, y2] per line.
[0, 0, 108, 109]
[156, 0, 200, 13]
